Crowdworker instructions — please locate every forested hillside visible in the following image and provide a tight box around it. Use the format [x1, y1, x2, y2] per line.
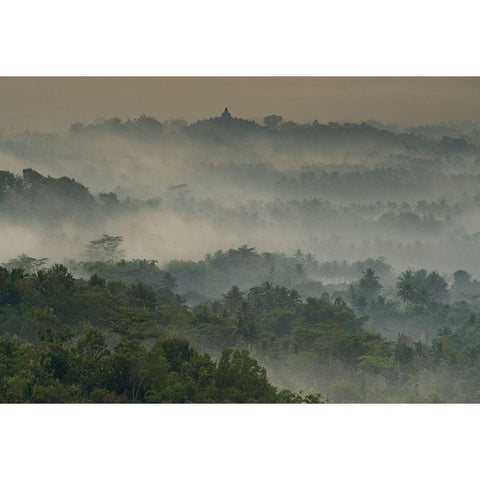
[2, 110, 480, 402]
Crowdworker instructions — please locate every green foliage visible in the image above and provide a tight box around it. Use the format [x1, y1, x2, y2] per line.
[397, 269, 449, 306]
[78, 258, 176, 300]
[1, 253, 480, 403]
[0, 264, 322, 403]
[349, 269, 383, 312]
[214, 349, 278, 403]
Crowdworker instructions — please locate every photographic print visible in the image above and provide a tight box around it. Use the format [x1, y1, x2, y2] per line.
[1, 77, 480, 403]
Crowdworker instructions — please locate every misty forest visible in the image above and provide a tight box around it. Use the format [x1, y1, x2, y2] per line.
[3, 106, 480, 403]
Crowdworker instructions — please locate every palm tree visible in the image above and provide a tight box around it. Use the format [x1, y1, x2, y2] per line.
[397, 270, 416, 304]
[288, 289, 301, 308]
[294, 249, 305, 261]
[358, 268, 382, 300]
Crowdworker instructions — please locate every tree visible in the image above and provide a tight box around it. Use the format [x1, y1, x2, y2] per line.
[357, 268, 382, 303]
[36, 308, 73, 345]
[454, 270, 471, 290]
[424, 271, 449, 303]
[110, 340, 151, 402]
[88, 273, 106, 288]
[40, 264, 75, 299]
[396, 270, 417, 304]
[2, 254, 48, 275]
[85, 234, 124, 262]
[263, 115, 283, 129]
[224, 285, 244, 314]
[214, 349, 278, 402]
[397, 269, 448, 306]
[349, 269, 382, 312]
[76, 328, 109, 360]
[453, 270, 477, 302]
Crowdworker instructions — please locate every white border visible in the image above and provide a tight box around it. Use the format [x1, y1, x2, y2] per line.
[0, 0, 479, 75]
[0, 404, 477, 480]
[1, 1, 479, 479]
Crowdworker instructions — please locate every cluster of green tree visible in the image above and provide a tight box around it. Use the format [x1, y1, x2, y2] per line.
[0, 264, 320, 403]
[5, 252, 480, 401]
[0, 168, 95, 224]
[186, 277, 480, 402]
[346, 268, 480, 343]
[294, 253, 394, 283]
[166, 246, 397, 301]
[230, 278, 480, 402]
[396, 269, 449, 305]
[0, 327, 317, 403]
[6, 236, 479, 340]
[346, 267, 449, 316]
[78, 259, 180, 304]
[0, 259, 371, 401]
[166, 246, 327, 300]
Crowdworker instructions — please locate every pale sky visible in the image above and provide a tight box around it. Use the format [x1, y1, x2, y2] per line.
[0, 77, 479, 132]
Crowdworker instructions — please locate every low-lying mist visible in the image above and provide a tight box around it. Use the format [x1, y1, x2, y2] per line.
[3, 110, 480, 402]
[1, 114, 480, 267]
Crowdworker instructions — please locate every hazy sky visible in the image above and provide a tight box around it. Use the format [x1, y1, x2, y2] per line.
[0, 77, 479, 132]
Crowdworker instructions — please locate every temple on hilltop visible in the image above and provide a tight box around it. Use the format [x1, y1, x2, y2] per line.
[187, 106, 257, 133]
[221, 107, 232, 120]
